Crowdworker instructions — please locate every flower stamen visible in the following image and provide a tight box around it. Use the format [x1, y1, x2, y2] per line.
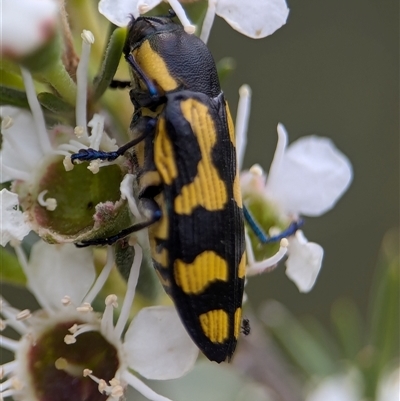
[246, 238, 289, 276]
[37, 190, 57, 211]
[114, 243, 142, 338]
[75, 30, 95, 140]
[84, 247, 115, 305]
[20, 67, 53, 154]
[235, 84, 252, 171]
[16, 309, 31, 321]
[54, 357, 82, 376]
[200, 0, 216, 43]
[167, 0, 195, 34]
[76, 302, 93, 313]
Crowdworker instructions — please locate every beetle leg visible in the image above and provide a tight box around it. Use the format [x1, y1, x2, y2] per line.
[71, 118, 156, 163]
[109, 79, 131, 89]
[75, 198, 161, 247]
[243, 205, 304, 244]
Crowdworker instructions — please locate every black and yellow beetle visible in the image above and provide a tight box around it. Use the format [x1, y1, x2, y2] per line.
[72, 13, 246, 363]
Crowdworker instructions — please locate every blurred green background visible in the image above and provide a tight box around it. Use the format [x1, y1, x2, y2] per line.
[206, 0, 398, 324]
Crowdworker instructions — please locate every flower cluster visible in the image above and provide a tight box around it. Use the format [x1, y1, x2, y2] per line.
[0, 1, 355, 401]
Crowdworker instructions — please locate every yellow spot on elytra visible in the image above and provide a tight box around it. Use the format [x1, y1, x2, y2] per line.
[139, 170, 161, 189]
[238, 252, 246, 279]
[174, 251, 228, 294]
[234, 308, 242, 339]
[154, 118, 178, 185]
[150, 192, 169, 240]
[199, 309, 229, 343]
[174, 99, 227, 214]
[226, 104, 236, 146]
[133, 42, 178, 92]
[233, 172, 243, 208]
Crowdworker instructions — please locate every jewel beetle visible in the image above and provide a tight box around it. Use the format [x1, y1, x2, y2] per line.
[72, 13, 246, 363]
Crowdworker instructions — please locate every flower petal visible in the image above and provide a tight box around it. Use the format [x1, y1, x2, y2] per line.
[285, 231, 323, 293]
[98, 0, 162, 26]
[215, 0, 289, 39]
[0, 107, 45, 182]
[307, 373, 362, 401]
[26, 242, 95, 310]
[267, 131, 353, 216]
[0, 189, 31, 245]
[0, 0, 58, 57]
[124, 305, 198, 380]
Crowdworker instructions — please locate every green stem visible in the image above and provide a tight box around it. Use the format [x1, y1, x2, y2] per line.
[40, 61, 77, 105]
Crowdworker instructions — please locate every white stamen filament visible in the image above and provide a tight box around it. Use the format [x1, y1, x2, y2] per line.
[122, 370, 173, 401]
[76, 31, 94, 140]
[37, 190, 57, 211]
[114, 243, 142, 338]
[120, 174, 141, 218]
[84, 248, 115, 304]
[88, 114, 105, 150]
[168, 0, 195, 34]
[245, 232, 255, 266]
[101, 295, 117, 339]
[266, 123, 288, 190]
[246, 239, 289, 276]
[200, 0, 216, 43]
[0, 335, 19, 352]
[57, 143, 87, 153]
[0, 377, 14, 392]
[84, 372, 120, 398]
[67, 324, 99, 340]
[235, 85, 252, 171]
[0, 361, 17, 379]
[0, 298, 29, 335]
[20, 67, 53, 154]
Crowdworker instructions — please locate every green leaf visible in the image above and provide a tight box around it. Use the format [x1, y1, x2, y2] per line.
[0, 247, 26, 286]
[262, 300, 338, 377]
[364, 228, 400, 397]
[37, 92, 74, 114]
[331, 297, 364, 360]
[93, 27, 127, 101]
[0, 69, 24, 89]
[0, 86, 29, 109]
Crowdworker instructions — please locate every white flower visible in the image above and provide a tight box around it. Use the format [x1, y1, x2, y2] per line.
[0, 32, 122, 245]
[1, 241, 198, 401]
[98, 0, 195, 33]
[306, 367, 400, 401]
[98, 0, 288, 42]
[306, 372, 363, 401]
[201, 0, 289, 42]
[0, 189, 31, 246]
[0, 0, 59, 58]
[237, 94, 352, 292]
